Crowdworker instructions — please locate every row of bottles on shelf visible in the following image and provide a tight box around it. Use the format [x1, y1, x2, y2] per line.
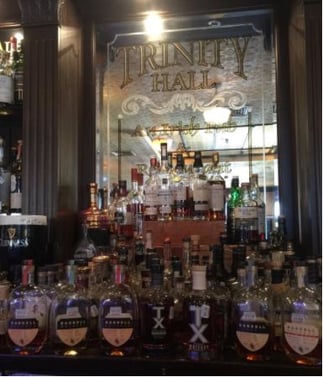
[82, 142, 268, 246]
[0, 232, 321, 366]
[0, 33, 24, 106]
[0, 137, 22, 214]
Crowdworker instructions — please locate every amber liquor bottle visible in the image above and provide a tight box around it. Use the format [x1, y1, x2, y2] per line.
[7, 260, 49, 355]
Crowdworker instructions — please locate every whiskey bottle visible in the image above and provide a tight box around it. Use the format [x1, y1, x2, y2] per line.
[173, 153, 190, 220]
[7, 260, 49, 355]
[157, 143, 173, 221]
[144, 156, 159, 221]
[182, 265, 226, 361]
[98, 264, 139, 356]
[191, 151, 209, 220]
[139, 260, 175, 357]
[49, 261, 90, 355]
[234, 182, 259, 244]
[281, 264, 322, 366]
[206, 152, 225, 221]
[231, 263, 274, 361]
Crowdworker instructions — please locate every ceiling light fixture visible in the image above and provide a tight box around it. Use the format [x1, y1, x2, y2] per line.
[203, 106, 231, 125]
[144, 12, 164, 40]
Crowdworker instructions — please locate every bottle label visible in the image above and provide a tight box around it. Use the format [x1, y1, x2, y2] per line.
[236, 319, 270, 351]
[102, 306, 133, 347]
[55, 307, 88, 347]
[284, 321, 320, 355]
[209, 184, 224, 211]
[8, 303, 46, 346]
[10, 192, 22, 210]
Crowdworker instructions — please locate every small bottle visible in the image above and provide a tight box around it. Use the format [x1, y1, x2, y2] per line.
[226, 176, 241, 244]
[139, 260, 175, 357]
[98, 264, 139, 356]
[207, 152, 225, 221]
[127, 167, 144, 235]
[49, 261, 90, 355]
[7, 260, 49, 354]
[10, 139, 22, 214]
[231, 263, 274, 361]
[73, 223, 97, 264]
[281, 264, 322, 366]
[182, 265, 226, 361]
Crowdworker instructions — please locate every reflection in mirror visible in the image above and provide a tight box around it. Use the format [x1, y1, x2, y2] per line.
[96, 8, 278, 236]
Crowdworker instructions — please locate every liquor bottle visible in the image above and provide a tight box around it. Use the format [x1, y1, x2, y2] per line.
[226, 176, 241, 244]
[73, 223, 97, 264]
[182, 265, 226, 361]
[98, 264, 139, 356]
[191, 151, 209, 220]
[281, 264, 322, 366]
[127, 167, 144, 235]
[233, 182, 259, 244]
[210, 244, 230, 286]
[157, 143, 173, 221]
[231, 262, 274, 361]
[173, 153, 190, 220]
[7, 260, 49, 355]
[113, 180, 134, 239]
[49, 261, 90, 355]
[10, 139, 22, 214]
[139, 259, 175, 357]
[162, 237, 173, 290]
[0, 136, 10, 214]
[249, 174, 266, 240]
[206, 152, 225, 221]
[142, 156, 158, 221]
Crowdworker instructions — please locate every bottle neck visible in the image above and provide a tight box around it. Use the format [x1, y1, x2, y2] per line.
[113, 264, 126, 285]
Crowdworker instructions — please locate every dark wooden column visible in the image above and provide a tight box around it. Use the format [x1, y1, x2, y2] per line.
[17, 0, 86, 261]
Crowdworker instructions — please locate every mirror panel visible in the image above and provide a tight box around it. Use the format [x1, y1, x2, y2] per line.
[96, 8, 278, 229]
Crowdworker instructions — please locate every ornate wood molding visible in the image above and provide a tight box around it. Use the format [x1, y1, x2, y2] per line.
[16, 0, 62, 26]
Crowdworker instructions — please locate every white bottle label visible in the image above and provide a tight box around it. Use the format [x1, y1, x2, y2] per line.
[102, 306, 133, 347]
[236, 318, 270, 351]
[284, 321, 320, 355]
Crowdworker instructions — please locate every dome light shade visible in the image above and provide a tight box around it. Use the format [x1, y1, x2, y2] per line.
[203, 106, 231, 125]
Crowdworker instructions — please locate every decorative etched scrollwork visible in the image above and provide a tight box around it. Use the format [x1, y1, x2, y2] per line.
[121, 90, 247, 116]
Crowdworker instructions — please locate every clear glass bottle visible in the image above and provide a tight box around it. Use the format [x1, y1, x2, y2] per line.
[73, 223, 97, 264]
[127, 167, 144, 235]
[182, 265, 226, 361]
[249, 173, 266, 240]
[143, 156, 159, 221]
[206, 152, 225, 221]
[231, 263, 274, 361]
[49, 261, 90, 355]
[98, 264, 139, 356]
[172, 153, 190, 220]
[191, 151, 209, 220]
[234, 182, 259, 244]
[7, 260, 49, 355]
[182, 236, 192, 290]
[157, 142, 173, 221]
[226, 176, 241, 244]
[139, 260, 175, 357]
[281, 264, 322, 366]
